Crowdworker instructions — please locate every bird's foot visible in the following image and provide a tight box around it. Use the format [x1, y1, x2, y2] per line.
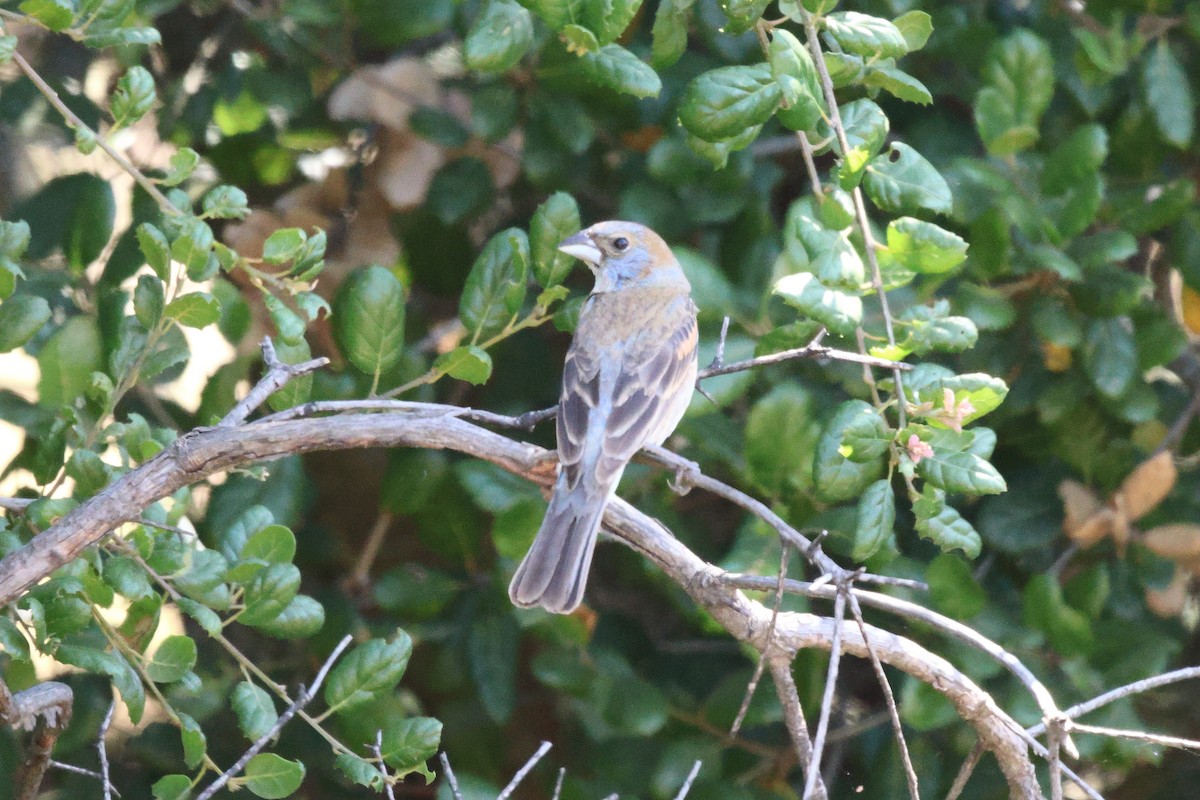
[668, 457, 702, 496]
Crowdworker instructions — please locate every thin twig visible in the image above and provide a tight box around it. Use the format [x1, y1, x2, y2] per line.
[768, 659, 825, 799]
[98, 699, 116, 800]
[10, 50, 179, 216]
[552, 767, 566, 800]
[219, 338, 330, 427]
[49, 760, 106, 781]
[1069, 722, 1200, 752]
[371, 730, 396, 800]
[845, 593, 918, 800]
[497, 741, 552, 800]
[672, 760, 703, 800]
[1027, 666, 1200, 736]
[943, 741, 984, 800]
[195, 634, 353, 800]
[1047, 715, 1064, 800]
[346, 512, 395, 591]
[438, 752, 464, 800]
[731, 545, 790, 738]
[697, 337, 910, 379]
[803, 587, 846, 800]
[0, 497, 33, 513]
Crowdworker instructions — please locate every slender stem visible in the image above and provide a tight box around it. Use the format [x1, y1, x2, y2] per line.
[802, 588, 845, 799]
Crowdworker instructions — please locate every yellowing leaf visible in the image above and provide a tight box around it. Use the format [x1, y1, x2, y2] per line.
[1058, 479, 1102, 537]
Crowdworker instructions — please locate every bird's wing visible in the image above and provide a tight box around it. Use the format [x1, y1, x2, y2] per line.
[556, 296, 697, 491]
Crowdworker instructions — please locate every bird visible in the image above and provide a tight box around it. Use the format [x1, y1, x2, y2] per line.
[509, 221, 699, 614]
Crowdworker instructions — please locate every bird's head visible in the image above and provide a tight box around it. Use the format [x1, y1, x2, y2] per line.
[557, 221, 690, 293]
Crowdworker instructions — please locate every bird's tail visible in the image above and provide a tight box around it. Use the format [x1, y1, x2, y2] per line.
[509, 475, 608, 614]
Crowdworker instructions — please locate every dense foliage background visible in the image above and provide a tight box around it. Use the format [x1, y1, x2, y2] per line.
[0, 0, 1198, 797]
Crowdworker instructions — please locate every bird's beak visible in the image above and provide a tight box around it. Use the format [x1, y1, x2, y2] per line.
[557, 231, 602, 267]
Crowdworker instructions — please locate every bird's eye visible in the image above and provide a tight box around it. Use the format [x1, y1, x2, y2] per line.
[613, 237, 629, 251]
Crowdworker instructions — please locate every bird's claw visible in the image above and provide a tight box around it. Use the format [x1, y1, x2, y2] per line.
[668, 457, 701, 496]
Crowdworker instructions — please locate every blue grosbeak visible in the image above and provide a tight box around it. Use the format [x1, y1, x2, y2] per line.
[509, 221, 698, 613]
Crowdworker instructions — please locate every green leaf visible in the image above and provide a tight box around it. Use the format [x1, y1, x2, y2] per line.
[1041, 124, 1108, 195]
[380, 716, 442, 773]
[38, 316, 103, 406]
[19, 0, 74, 30]
[913, 487, 981, 558]
[863, 65, 932, 105]
[892, 10, 932, 51]
[1142, 40, 1194, 149]
[973, 30, 1054, 155]
[772, 272, 862, 336]
[718, 0, 770, 34]
[170, 218, 215, 280]
[770, 29, 825, 133]
[261, 292, 305, 345]
[813, 400, 886, 503]
[0, 294, 50, 352]
[176, 597, 222, 636]
[927, 554, 985, 619]
[133, 274, 164, 328]
[262, 228, 306, 264]
[434, 345, 493, 385]
[178, 712, 207, 769]
[1083, 317, 1137, 399]
[744, 383, 822, 496]
[0, 35, 17, 64]
[679, 64, 781, 142]
[853, 479, 895, 561]
[1022, 574, 1092, 657]
[530, 192, 581, 287]
[781, 199, 864, 288]
[916, 448, 1006, 496]
[578, 44, 662, 99]
[651, 0, 694, 68]
[468, 612, 517, 723]
[885, 217, 967, 274]
[232, 681, 278, 740]
[164, 292, 220, 328]
[145, 635, 197, 683]
[464, 0, 534, 72]
[266, 337, 313, 411]
[241, 524, 296, 563]
[324, 632, 414, 715]
[241, 563, 301, 626]
[459, 228, 528, 342]
[136, 223, 171, 279]
[161, 148, 200, 187]
[821, 98, 888, 161]
[251, 594, 325, 639]
[560, 23, 599, 54]
[427, 157, 494, 225]
[409, 106, 471, 147]
[838, 402, 890, 463]
[111, 66, 156, 129]
[897, 305, 978, 356]
[333, 265, 406, 378]
[335, 753, 384, 790]
[151, 774, 192, 800]
[244, 753, 305, 799]
[823, 11, 907, 58]
[583, 0, 642, 44]
[863, 143, 952, 216]
[62, 175, 116, 271]
[82, 26, 161, 48]
[905, 367, 1008, 426]
[1119, 178, 1196, 235]
[202, 185, 250, 219]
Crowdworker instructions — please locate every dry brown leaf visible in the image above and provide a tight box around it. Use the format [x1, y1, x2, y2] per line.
[373, 130, 445, 210]
[1040, 341, 1072, 372]
[1059, 479, 1102, 535]
[1182, 284, 1200, 336]
[1145, 567, 1190, 618]
[1142, 524, 1200, 561]
[1117, 450, 1177, 522]
[1069, 508, 1117, 547]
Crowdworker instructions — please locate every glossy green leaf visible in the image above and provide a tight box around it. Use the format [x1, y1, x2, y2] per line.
[161, 148, 200, 187]
[428, 157, 494, 225]
[893, 9, 932, 51]
[863, 65, 932, 105]
[838, 401, 891, 463]
[1142, 40, 1194, 149]
[19, 0, 74, 30]
[178, 712, 207, 769]
[261, 228, 306, 264]
[1041, 124, 1108, 195]
[335, 753, 385, 789]
[744, 383, 821, 496]
[333, 265, 406, 378]
[0, 294, 50, 352]
[822, 98, 888, 161]
[251, 594, 325, 639]
[136, 223, 171, 279]
[773, 272, 862, 335]
[813, 400, 886, 503]
[38, 316, 103, 406]
[464, 0, 533, 72]
[913, 487, 981, 558]
[176, 597, 222, 636]
[459, 228, 528, 342]
[324, 632, 414, 715]
[164, 292, 220, 328]
[973, 30, 1054, 155]
[111, 66, 156, 129]
[579, 44, 662, 99]
[380, 716, 443, 773]
[583, 0, 642, 44]
[823, 11, 907, 58]
[202, 185, 250, 219]
[1083, 317, 1137, 399]
[863, 143, 952, 216]
[232, 681, 278, 740]
[240, 563, 301, 626]
[718, 0, 769, 34]
[917, 447, 1006, 495]
[679, 64, 781, 142]
[530, 192, 581, 287]
[243, 753, 305, 799]
[146, 635, 197, 683]
[434, 345, 493, 385]
[770, 29, 825, 133]
[151, 774, 192, 800]
[1022, 574, 1092, 657]
[886, 217, 967, 274]
[651, 0, 694, 68]
[853, 479, 895, 561]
